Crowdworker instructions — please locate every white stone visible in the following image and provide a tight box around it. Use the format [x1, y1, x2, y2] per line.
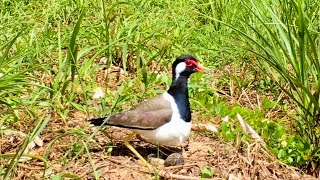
[93, 87, 105, 99]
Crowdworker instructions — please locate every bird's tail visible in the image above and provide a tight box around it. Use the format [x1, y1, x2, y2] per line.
[89, 117, 106, 126]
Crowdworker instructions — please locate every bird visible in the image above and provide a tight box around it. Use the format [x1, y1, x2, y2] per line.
[90, 55, 204, 169]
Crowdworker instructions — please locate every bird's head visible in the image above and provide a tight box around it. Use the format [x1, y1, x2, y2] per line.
[172, 55, 204, 80]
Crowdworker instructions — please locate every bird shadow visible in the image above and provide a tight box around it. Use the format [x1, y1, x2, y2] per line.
[104, 140, 186, 160]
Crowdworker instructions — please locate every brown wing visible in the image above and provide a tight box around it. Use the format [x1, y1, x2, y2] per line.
[106, 109, 172, 130]
[105, 95, 173, 130]
[133, 95, 172, 112]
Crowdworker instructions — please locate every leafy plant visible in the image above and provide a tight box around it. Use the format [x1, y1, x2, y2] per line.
[50, 10, 90, 119]
[200, 166, 214, 178]
[220, 121, 237, 142]
[202, 0, 320, 170]
[240, 0, 320, 169]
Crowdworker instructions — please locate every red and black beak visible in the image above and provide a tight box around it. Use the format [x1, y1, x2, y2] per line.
[195, 63, 205, 72]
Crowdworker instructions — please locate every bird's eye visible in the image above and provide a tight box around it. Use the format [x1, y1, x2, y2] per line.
[185, 60, 194, 67]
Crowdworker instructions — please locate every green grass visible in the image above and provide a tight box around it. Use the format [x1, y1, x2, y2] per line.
[1, 0, 320, 178]
[203, 0, 320, 170]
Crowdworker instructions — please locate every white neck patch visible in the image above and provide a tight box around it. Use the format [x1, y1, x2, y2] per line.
[175, 62, 186, 79]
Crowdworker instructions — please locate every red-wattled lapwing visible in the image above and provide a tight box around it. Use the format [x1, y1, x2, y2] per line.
[90, 55, 204, 168]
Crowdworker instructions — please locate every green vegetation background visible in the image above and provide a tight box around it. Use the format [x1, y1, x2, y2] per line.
[1, 0, 319, 178]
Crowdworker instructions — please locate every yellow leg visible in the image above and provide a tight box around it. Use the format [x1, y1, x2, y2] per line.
[123, 132, 153, 170]
[181, 144, 187, 158]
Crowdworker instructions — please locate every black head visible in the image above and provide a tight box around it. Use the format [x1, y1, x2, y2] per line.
[168, 55, 204, 123]
[172, 55, 203, 80]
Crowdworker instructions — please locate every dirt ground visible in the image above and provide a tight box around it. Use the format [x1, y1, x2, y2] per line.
[0, 111, 317, 180]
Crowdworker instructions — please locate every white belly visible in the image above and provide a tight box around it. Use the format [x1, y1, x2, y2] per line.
[136, 120, 191, 146]
[135, 92, 192, 146]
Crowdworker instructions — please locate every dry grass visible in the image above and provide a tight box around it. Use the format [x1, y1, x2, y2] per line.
[0, 110, 316, 180]
[1, 62, 316, 180]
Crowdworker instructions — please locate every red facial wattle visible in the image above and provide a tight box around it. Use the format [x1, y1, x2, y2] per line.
[185, 59, 204, 72]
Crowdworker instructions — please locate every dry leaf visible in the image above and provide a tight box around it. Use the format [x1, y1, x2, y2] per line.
[237, 114, 263, 143]
[192, 122, 218, 133]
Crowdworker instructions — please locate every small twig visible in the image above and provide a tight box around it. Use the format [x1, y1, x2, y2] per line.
[237, 90, 244, 103]
[158, 169, 207, 180]
[15, 171, 25, 180]
[265, 87, 286, 118]
[164, 163, 199, 170]
[106, 157, 133, 165]
[242, 89, 254, 109]
[211, 86, 234, 99]
[79, 164, 108, 178]
[18, 163, 44, 170]
[120, 170, 129, 180]
[80, 162, 148, 178]
[256, 94, 261, 110]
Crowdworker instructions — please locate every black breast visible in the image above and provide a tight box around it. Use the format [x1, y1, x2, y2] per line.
[172, 92, 191, 122]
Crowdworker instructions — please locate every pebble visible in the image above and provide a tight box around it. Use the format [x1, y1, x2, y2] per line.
[164, 153, 185, 167]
